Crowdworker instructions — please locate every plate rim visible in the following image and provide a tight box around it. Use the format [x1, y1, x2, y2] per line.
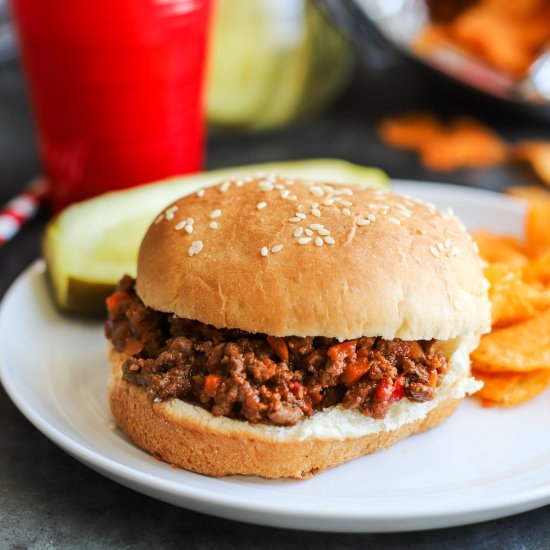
[1, 181, 548, 533]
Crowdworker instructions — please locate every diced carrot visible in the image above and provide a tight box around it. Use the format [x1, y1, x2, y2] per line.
[124, 337, 143, 356]
[105, 290, 127, 312]
[327, 340, 357, 366]
[340, 356, 370, 386]
[204, 374, 221, 398]
[428, 371, 438, 388]
[267, 336, 289, 363]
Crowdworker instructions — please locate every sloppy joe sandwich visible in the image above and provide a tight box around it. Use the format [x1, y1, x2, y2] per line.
[105, 175, 490, 478]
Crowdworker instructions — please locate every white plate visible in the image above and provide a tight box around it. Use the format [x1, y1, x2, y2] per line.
[2, 181, 549, 533]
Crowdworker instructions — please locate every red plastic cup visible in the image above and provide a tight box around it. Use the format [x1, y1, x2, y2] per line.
[11, 0, 211, 211]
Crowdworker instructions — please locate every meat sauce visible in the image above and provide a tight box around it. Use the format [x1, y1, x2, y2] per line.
[105, 276, 448, 427]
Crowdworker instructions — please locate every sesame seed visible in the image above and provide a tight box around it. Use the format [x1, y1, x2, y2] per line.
[429, 246, 440, 258]
[272, 244, 283, 253]
[448, 247, 461, 257]
[165, 211, 175, 220]
[184, 225, 193, 234]
[288, 195, 297, 201]
[259, 181, 274, 191]
[323, 199, 335, 206]
[369, 203, 379, 209]
[309, 186, 324, 197]
[437, 241, 445, 252]
[400, 210, 413, 218]
[285, 179, 295, 185]
[311, 208, 321, 217]
[310, 223, 324, 230]
[175, 220, 187, 231]
[209, 221, 218, 229]
[154, 214, 164, 224]
[342, 208, 351, 216]
[280, 189, 290, 198]
[356, 218, 370, 226]
[296, 212, 307, 220]
[220, 181, 231, 192]
[340, 200, 352, 207]
[298, 237, 312, 245]
[288, 217, 301, 223]
[294, 227, 304, 237]
[473, 242, 480, 254]
[454, 299, 464, 311]
[197, 189, 205, 198]
[318, 228, 330, 236]
[323, 185, 335, 193]
[188, 240, 204, 257]
[304, 228, 314, 236]
[312, 202, 319, 209]
[187, 217, 194, 226]
[210, 209, 221, 219]
[261, 246, 269, 257]
[388, 217, 400, 225]
[274, 183, 285, 190]
[315, 237, 324, 246]
[235, 179, 244, 187]
[257, 201, 267, 210]
[367, 214, 376, 222]
[324, 236, 336, 245]
[445, 239, 451, 249]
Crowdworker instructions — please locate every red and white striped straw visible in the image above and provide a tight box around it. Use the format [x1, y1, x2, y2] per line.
[0, 178, 49, 246]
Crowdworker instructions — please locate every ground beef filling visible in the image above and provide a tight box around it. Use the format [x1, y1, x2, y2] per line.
[105, 276, 449, 427]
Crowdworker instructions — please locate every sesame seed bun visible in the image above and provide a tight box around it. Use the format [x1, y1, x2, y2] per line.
[136, 177, 490, 341]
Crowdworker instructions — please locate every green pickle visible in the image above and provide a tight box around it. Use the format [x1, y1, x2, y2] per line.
[43, 159, 389, 315]
[206, 0, 354, 131]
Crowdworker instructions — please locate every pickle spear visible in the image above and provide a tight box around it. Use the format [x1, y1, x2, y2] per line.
[43, 159, 389, 315]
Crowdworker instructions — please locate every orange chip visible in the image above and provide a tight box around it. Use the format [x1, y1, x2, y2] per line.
[377, 112, 443, 150]
[473, 230, 527, 267]
[472, 309, 550, 372]
[473, 368, 550, 407]
[419, 117, 507, 171]
[513, 142, 550, 187]
[484, 263, 536, 327]
[525, 201, 550, 257]
[505, 185, 550, 204]
[526, 283, 550, 311]
[523, 250, 550, 286]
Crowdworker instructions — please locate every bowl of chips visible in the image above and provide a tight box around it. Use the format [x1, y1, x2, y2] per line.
[320, 0, 550, 104]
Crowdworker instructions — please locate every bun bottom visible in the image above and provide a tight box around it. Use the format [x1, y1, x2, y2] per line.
[109, 350, 460, 479]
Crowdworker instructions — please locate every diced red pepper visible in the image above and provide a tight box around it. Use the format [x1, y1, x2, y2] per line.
[267, 336, 289, 363]
[327, 340, 357, 366]
[204, 374, 221, 398]
[391, 374, 406, 402]
[376, 374, 406, 404]
[340, 356, 370, 386]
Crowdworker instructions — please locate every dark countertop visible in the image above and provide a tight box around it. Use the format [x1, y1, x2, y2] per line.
[1, 56, 550, 549]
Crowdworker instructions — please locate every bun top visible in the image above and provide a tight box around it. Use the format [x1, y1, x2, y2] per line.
[137, 176, 490, 341]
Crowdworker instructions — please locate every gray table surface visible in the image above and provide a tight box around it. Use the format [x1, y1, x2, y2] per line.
[1, 56, 550, 549]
